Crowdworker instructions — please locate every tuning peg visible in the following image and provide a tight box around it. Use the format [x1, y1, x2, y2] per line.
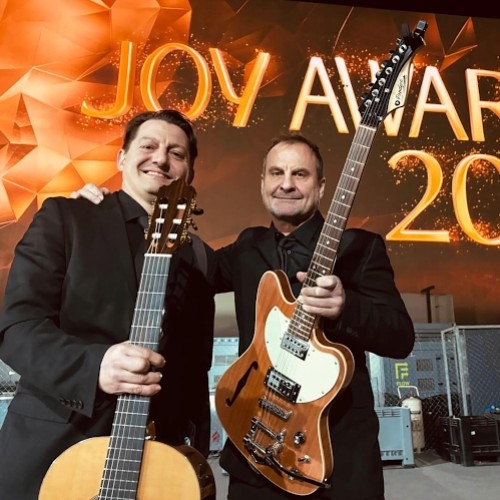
[192, 207, 204, 215]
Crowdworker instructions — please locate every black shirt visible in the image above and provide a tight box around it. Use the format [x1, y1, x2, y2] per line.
[273, 210, 323, 295]
[118, 190, 149, 285]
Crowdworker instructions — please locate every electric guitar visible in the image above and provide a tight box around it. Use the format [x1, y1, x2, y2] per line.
[215, 20, 428, 496]
[39, 179, 216, 499]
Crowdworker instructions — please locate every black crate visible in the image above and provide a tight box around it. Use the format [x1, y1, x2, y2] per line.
[438, 416, 500, 466]
[422, 393, 460, 451]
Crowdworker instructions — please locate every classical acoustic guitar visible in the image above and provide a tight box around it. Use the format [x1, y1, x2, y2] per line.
[215, 20, 428, 496]
[39, 179, 216, 500]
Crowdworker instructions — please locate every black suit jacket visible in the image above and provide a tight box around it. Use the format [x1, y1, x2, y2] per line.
[0, 192, 215, 499]
[215, 213, 414, 498]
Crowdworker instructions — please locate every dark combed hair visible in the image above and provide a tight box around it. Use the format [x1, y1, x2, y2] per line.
[263, 132, 324, 179]
[121, 109, 198, 170]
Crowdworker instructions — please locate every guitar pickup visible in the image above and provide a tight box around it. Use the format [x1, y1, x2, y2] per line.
[281, 332, 309, 360]
[265, 367, 300, 403]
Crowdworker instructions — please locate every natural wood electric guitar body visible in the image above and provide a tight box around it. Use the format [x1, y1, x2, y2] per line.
[216, 270, 354, 496]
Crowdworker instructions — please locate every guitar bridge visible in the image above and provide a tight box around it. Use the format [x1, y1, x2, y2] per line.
[259, 397, 291, 421]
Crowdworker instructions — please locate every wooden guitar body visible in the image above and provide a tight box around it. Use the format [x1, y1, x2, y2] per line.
[39, 438, 215, 500]
[215, 270, 354, 496]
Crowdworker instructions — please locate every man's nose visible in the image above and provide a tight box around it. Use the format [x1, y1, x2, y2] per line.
[152, 149, 168, 167]
[279, 173, 295, 190]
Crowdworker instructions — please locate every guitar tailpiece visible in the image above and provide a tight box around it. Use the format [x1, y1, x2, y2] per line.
[246, 445, 330, 489]
[265, 454, 331, 489]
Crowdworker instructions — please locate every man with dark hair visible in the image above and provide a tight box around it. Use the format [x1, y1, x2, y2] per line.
[0, 109, 216, 499]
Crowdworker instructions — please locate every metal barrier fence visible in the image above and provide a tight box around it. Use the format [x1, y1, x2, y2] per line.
[368, 324, 500, 453]
[0, 359, 17, 429]
[442, 326, 500, 417]
[0, 359, 17, 392]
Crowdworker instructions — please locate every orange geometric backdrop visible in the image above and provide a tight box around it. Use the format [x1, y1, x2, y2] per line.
[0, 0, 499, 324]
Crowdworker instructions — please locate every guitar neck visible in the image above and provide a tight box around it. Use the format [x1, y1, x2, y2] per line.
[302, 20, 428, 293]
[99, 253, 171, 499]
[304, 124, 377, 288]
[130, 253, 172, 349]
[114, 252, 172, 417]
[288, 124, 378, 342]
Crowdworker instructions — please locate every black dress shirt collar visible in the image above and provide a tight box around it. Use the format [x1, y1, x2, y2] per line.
[271, 210, 324, 247]
[270, 211, 324, 285]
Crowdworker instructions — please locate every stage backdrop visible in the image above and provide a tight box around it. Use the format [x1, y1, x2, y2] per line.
[0, 1, 498, 324]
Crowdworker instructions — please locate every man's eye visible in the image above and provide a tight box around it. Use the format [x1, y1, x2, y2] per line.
[170, 150, 186, 159]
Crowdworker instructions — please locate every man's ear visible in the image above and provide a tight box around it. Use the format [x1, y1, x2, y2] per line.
[319, 177, 326, 199]
[117, 149, 125, 172]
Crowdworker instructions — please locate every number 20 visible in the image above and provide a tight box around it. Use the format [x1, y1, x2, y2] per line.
[386, 151, 500, 246]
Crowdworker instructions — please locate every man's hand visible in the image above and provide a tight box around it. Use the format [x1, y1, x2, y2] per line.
[70, 183, 109, 204]
[297, 271, 345, 320]
[99, 342, 166, 397]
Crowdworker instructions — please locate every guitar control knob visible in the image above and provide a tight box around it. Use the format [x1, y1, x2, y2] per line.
[293, 432, 306, 445]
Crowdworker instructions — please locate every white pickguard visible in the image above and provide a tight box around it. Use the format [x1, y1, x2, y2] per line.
[264, 306, 340, 403]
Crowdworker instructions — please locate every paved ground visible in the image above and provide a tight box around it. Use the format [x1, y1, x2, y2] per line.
[207, 450, 500, 500]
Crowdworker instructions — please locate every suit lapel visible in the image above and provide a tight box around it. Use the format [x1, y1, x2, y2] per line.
[253, 227, 281, 271]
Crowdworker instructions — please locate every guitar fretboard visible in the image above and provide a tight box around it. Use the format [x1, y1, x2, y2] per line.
[288, 124, 378, 342]
[98, 253, 171, 499]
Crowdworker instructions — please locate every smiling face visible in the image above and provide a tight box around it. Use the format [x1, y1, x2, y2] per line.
[261, 141, 325, 235]
[117, 119, 191, 213]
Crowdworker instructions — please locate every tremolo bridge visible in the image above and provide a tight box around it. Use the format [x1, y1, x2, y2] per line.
[242, 366, 329, 489]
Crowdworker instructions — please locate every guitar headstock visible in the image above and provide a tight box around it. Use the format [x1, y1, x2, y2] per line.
[145, 179, 199, 255]
[359, 20, 428, 127]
